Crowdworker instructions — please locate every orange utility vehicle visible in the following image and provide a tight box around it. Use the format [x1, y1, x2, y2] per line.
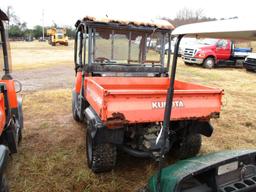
[0, 10, 23, 152]
[72, 17, 224, 173]
[0, 9, 23, 191]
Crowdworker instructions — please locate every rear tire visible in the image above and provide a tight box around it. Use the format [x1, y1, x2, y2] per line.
[2, 119, 19, 154]
[203, 57, 215, 69]
[171, 134, 202, 159]
[86, 129, 116, 173]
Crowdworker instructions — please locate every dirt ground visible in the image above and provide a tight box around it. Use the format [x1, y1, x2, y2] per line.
[5, 41, 256, 192]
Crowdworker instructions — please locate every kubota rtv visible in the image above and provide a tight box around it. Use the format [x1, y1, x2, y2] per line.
[72, 16, 223, 173]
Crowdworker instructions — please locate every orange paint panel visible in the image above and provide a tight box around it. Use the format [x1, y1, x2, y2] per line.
[0, 94, 6, 134]
[85, 78, 105, 118]
[85, 77, 223, 125]
[0, 80, 18, 109]
[75, 72, 82, 93]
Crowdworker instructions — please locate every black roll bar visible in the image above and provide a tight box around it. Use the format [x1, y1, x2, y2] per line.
[0, 20, 10, 76]
[157, 34, 184, 192]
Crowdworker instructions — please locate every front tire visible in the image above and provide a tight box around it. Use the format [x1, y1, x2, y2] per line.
[86, 129, 117, 173]
[203, 57, 215, 69]
[171, 134, 202, 159]
[0, 175, 9, 192]
[184, 62, 192, 65]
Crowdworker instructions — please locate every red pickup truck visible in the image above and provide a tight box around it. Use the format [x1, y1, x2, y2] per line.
[182, 38, 252, 68]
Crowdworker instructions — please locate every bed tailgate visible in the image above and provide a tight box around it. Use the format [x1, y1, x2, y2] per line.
[85, 78, 223, 124]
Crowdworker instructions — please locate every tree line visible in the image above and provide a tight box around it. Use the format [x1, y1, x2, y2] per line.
[5, 6, 76, 40]
[5, 6, 238, 40]
[8, 24, 76, 40]
[162, 7, 238, 27]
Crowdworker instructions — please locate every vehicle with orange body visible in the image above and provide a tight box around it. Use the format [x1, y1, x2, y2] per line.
[0, 9, 24, 191]
[72, 16, 224, 173]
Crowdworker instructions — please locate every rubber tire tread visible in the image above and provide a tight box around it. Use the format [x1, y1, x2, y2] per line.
[172, 134, 202, 160]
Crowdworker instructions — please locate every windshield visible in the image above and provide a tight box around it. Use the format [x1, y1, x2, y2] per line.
[93, 28, 165, 65]
[198, 38, 218, 45]
[57, 33, 63, 39]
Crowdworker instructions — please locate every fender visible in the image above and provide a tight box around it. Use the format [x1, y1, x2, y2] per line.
[204, 49, 217, 61]
[84, 107, 103, 138]
[84, 107, 124, 144]
[205, 54, 217, 62]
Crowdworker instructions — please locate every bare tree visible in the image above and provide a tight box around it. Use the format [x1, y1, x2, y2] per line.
[194, 9, 204, 20]
[176, 7, 204, 21]
[162, 7, 216, 27]
[6, 6, 20, 25]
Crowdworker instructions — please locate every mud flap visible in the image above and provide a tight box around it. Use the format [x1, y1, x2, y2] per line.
[17, 96, 23, 130]
[93, 127, 124, 145]
[2, 120, 18, 154]
[85, 107, 124, 145]
[191, 121, 213, 137]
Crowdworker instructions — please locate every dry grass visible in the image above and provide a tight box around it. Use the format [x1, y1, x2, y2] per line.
[5, 41, 256, 192]
[175, 64, 256, 153]
[10, 41, 74, 70]
[7, 89, 155, 192]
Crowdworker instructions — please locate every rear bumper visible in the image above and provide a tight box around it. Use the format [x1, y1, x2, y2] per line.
[56, 41, 68, 44]
[182, 56, 204, 64]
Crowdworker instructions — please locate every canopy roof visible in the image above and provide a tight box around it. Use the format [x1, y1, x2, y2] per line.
[0, 9, 8, 21]
[172, 19, 256, 40]
[82, 16, 174, 30]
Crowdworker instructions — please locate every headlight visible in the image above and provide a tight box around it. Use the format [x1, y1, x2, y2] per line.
[199, 53, 206, 57]
[195, 49, 206, 57]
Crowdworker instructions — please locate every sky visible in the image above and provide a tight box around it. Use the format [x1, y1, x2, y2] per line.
[1, 0, 256, 28]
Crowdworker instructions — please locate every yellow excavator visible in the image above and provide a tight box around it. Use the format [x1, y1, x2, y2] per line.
[47, 28, 68, 46]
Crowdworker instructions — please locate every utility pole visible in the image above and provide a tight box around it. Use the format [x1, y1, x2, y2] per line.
[42, 9, 45, 41]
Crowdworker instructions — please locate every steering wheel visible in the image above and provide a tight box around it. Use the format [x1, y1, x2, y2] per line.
[95, 57, 110, 63]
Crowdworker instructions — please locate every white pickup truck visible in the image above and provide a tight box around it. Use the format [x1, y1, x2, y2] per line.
[244, 53, 256, 71]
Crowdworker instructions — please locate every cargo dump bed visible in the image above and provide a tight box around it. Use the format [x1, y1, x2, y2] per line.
[85, 77, 223, 125]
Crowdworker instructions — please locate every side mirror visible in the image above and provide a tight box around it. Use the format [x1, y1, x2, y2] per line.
[14, 80, 22, 93]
